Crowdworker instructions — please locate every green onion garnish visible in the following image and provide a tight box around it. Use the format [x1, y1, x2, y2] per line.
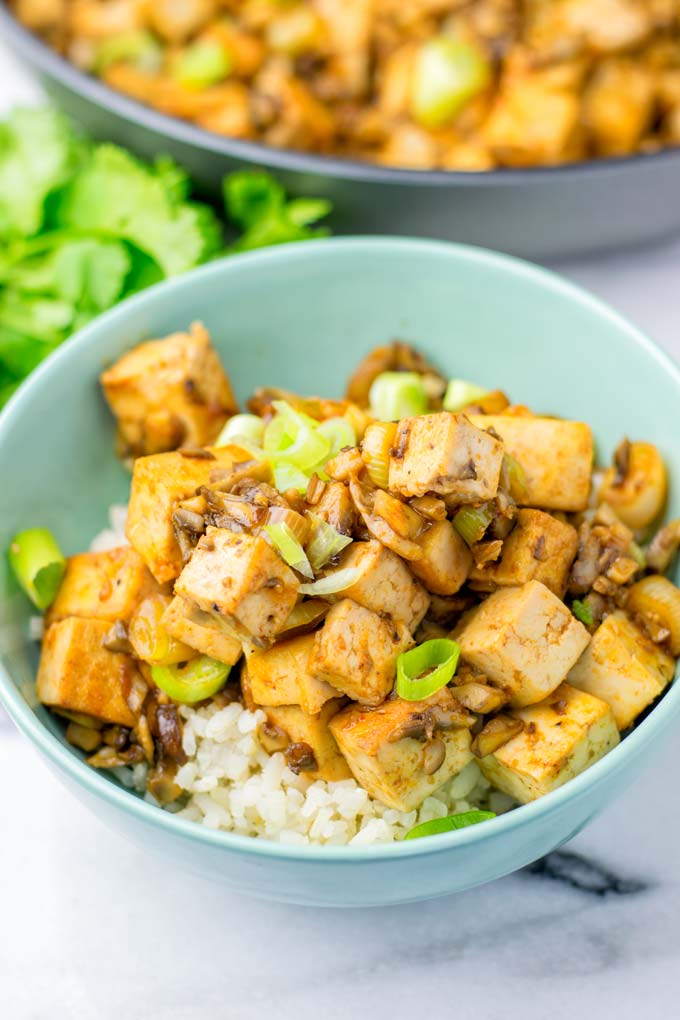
[502, 453, 527, 502]
[95, 29, 162, 73]
[404, 810, 495, 841]
[8, 528, 66, 610]
[316, 416, 356, 459]
[298, 566, 361, 597]
[571, 599, 594, 626]
[452, 504, 494, 546]
[273, 463, 311, 494]
[173, 39, 232, 90]
[411, 36, 491, 130]
[369, 372, 428, 422]
[306, 513, 353, 571]
[396, 638, 461, 701]
[216, 413, 265, 448]
[629, 541, 647, 569]
[443, 378, 490, 412]
[264, 400, 330, 472]
[264, 522, 314, 578]
[151, 656, 231, 704]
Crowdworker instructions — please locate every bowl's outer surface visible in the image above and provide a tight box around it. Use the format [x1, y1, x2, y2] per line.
[1, 237, 680, 906]
[4, 3, 680, 261]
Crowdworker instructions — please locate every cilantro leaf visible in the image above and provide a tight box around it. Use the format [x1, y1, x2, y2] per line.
[224, 171, 331, 252]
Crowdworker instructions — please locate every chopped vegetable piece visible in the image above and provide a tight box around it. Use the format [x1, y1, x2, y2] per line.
[173, 40, 232, 90]
[264, 522, 314, 578]
[264, 400, 330, 471]
[274, 463, 311, 493]
[411, 37, 491, 130]
[316, 417, 356, 458]
[279, 599, 329, 635]
[8, 528, 66, 610]
[151, 656, 230, 704]
[298, 566, 362, 596]
[443, 378, 490, 412]
[453, 504, 494, 546]
[95, 30, 162, 73]
[404, 810, 495, 840]
[361, 421, 397, 488]
[396, 638, 461, 701]
[369, 372, 428, 422]
[306, 512, 353, 571]
[501, 453, 528, 501]
[216, 414, 265, 448]
[572, 599, 594, 627]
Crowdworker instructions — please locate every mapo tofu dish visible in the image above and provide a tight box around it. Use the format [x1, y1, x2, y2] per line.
[11, 325, 680, 844]
[12, 0, 680, 171]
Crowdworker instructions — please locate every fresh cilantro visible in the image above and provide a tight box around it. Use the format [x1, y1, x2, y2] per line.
[224, 170, 331, 252]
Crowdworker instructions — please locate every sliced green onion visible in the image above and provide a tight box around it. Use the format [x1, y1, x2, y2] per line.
[453, 504, 494, 546]
[571, 599, 593, 627]
[411, 36, 491, 130]
[173, 39, 232, 90]
[8, 528, 66, 611]
[404, 810, 495, 841]
[629, 541, 647, 569]
[443, 378, 490, 412]
[95, 29, 162, 73]
[306, 512, 352, 571]
[369, 372, 428, 422]
[264, 400, 330, 471]
[274, 463, 311, 494]
[502, 453, 527, 502]
[299, 566, 361, 596]
[396, 638, 461, 701]
[216, 414, 265, 448]
[316, 417, 356, 459]
[151, 656, 231, 704]
[264, 522, 313, 578]
[279, 599, 329, 635]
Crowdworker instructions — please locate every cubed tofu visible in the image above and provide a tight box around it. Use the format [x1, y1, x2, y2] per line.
[309, 599, 414, 706]
[389, 412, 504, 501]
[410, 520, 472, 595]
[37, 617, 137, 726]
[312, 480, 356, 535]
[162, 595, 243, 665]
[468, 415, 593, 512]
[331, 540, 429, 631]
[484, 78, 580, 167]
[245, 634, 338, 714]
[567, 611, 675, 730]
[175, 528, 299, 645]
[126, 443, 270, 583]
[470, 510, 578, 597]
[100, 322, 238, 457]
[479, 682, 619, 803]
[330, 689, 473, 811]
[264, 701, 351, 782]
[457, 580, 590, 707]
[45, 546, 162, 628]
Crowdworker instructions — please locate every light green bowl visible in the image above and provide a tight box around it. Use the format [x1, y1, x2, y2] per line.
[1, 238, 679, 907]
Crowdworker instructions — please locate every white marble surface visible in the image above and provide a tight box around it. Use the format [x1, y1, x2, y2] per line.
[2, 40, 680, 1020]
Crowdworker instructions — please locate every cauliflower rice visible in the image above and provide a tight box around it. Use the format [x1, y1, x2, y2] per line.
[93, 505, 514, 846]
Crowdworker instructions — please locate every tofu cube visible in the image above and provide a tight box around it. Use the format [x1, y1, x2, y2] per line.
[100, 322, 238, 457]
[309, 599, 414, 706]
[263, 701, 351, 782]
[479, 683, 619, 803]
[567, 610, 675, 730]
[37, 617, 137, 727]
[457, 580, 590, 707]
[126, 443, 270, 583]
[468, 415, 594, 512]
[312, 480, 356, 536]
[410, 520, 472, 595]
[331, 540, 429, 631]
[470, 510, 579, 597]
[389, 413, 504, 501]
[330, 689, 473, 811]
[175, 527, 300, 645]
[45, 546, 162, 628]
[162, 595, 243, 665]
[245, 634, 338, 714]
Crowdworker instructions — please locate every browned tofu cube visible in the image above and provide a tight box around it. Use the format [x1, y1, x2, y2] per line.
[126, 443, 270, 583]
[470, 510, 578, 597]
[312, 480, 356, 535]
[479, 683, 619, 803]
[389, 412, 504, 501]
[162, 595, 243, 665]
[245, 634, 338, 714]
[567, 611, 675, 730]
[264, 701, 351, 782]
[100, 322, 238, 457]
[457, 580, 590, 707]
[37, 617, 137, 726]
[45, 546, 162, 628]
[468, 415, 594, 512]
[309, 599, 413, 706]
[330, 689, 473, 811]
[175, 528, 300, 644]
[410, 520, 472, 595]
[484, 77, 580, 167]
[330, 540, 429, 631]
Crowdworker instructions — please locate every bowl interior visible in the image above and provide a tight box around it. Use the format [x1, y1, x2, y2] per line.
[1, 236, 679, 840]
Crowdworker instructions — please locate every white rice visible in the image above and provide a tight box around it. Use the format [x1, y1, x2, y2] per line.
[90, 506, 515, 845]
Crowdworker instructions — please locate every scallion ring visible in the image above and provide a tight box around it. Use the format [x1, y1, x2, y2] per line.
[151, 656, 231, 704]
[8, 528, 66, 610]
[396, 638, 461, 701]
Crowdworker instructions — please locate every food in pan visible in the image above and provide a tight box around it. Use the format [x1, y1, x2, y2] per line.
[10, 329, 679, 844]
